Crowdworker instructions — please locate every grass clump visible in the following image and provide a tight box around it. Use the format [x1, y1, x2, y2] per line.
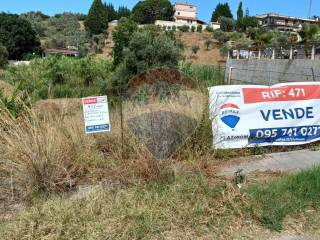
[247, 166, 320, 231]
[0, 104, 90, 200]
[0, 175, 242, 240]
[180, 62, 225, 88]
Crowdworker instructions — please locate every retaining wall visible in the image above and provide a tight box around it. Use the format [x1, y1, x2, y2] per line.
[225, 59, 320, 85]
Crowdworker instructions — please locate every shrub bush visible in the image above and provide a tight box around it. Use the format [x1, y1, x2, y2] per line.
[0, 45, 8, 68]
[178, 25, 190, 32]
[197, 25, 203, 33]
[1, 56, 113, 101]
[205, 26, 214, 32]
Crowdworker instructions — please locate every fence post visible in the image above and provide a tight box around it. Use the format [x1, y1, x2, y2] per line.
[227, 67, 233, 85]
[272, 48, 275, 60]
[311, 44, 315, 60]
[311, 67, 315, 81]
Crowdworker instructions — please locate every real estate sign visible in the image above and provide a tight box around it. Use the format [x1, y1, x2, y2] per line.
[82, 96, 111, 133]
[209, 82, 320, 149]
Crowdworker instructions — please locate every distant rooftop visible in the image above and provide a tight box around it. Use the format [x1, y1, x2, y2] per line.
[256, 13, 317, 22]
[175, 2, 196, 7]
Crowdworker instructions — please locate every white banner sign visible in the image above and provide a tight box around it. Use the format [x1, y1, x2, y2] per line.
[82, 96, 111, 134]
[209, 82, 320, 149]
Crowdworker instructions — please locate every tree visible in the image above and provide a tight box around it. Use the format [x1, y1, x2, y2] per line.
[236, 16, 259, 32]
[191, 45, 200, 56]
[204, 39, 213, 50]
[213, 29, 230, 44]
[46, 13, 89, 49]
[205, 25, 214, 32]
[84, 0, 108, 35]
[0, 44, 8, 68]
[20, 11, 49, 37]
[0, 13, 40, 60]
[131, 0, 174, 24]
[104, 3, 117, 22]
[211, 3, 233, 22]
[197, 25, 203, 33]
[126, 26, 183, 71]
[117, 6, 131, 20]
[112, 17, 138, 66]
[219, 17, 235, 32]
[237, 1, 243, 20]
[112, 26, 183, 92]
[299, 23, 320, 59]
[178, 25, 190, 32]
[245, 7, 250, 17]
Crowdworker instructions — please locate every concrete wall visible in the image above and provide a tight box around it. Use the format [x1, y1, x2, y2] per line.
[225, 59, 320, 85]
[155, 20, 206, 30]
[155, 20, 220, 31]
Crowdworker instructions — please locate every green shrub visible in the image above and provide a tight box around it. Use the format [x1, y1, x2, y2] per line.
[1, 56, 113, 101]
[197, 25, 203, 33]
[191, 45, 200, 55]
[205, 25, 214, 32]
[0, 45, 8, 68]
[178, 25, 190, 32]
[191, 25, 196, 32]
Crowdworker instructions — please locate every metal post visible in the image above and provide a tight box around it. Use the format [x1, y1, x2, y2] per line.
[227, 67, 233, 85]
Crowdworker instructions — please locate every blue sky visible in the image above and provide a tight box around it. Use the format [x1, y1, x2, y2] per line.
[0, 0, 319, 22]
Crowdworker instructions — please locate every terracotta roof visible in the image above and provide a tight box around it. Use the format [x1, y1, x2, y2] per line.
[45, 48, 79, 55]
[175, 16, 197, 21]
[175, 2, 195, 7]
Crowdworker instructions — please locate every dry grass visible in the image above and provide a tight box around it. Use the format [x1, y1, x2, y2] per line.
[177, 32, 225, 66]
[0, 103, 88, 200]
[0, 174, 275, 240]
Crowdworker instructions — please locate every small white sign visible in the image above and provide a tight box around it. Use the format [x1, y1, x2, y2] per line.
[82, 96, 111, 133]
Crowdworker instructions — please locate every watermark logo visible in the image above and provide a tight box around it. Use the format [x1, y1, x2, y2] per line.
[220, 103, 240, 129]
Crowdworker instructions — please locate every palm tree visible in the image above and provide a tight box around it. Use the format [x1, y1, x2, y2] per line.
[255, 32, 273, 59]
[299, 23, 320, 59]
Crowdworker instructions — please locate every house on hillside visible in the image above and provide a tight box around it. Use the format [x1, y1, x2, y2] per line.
[256, 13, 318, 32]
[155, 2, 220, 31]
[44, 48, 79, 57]
[174, 2, 198, 24]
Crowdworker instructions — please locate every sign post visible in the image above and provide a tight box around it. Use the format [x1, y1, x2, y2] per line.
[82, 96, 111, 134]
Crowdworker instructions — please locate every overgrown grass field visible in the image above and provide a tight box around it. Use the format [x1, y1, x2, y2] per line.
[0, 57, 320, 239]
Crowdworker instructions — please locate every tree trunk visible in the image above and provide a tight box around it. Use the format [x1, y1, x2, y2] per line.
[272, 48, 275, 59]
[258, 49, 261, 59]
[237, 49, 240, 60]
[311, 43, 315, 60]
[289, 46, 293, 60]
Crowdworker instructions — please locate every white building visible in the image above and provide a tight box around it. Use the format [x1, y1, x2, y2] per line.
[155, 2, 220, 31]
[174, 2, 198, 24]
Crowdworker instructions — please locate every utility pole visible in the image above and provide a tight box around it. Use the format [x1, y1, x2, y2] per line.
[308, 0, 312, 18]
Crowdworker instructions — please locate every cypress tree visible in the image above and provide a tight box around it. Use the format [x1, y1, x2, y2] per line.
[245, 7, 250, 17]
[211, 3, 233, 22]
[104, 3, 117, 22]
[237, 1, 243, 20]
[84, 0, 108, 35]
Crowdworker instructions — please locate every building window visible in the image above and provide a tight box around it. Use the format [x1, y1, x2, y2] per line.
[178, 12, 180, 15]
